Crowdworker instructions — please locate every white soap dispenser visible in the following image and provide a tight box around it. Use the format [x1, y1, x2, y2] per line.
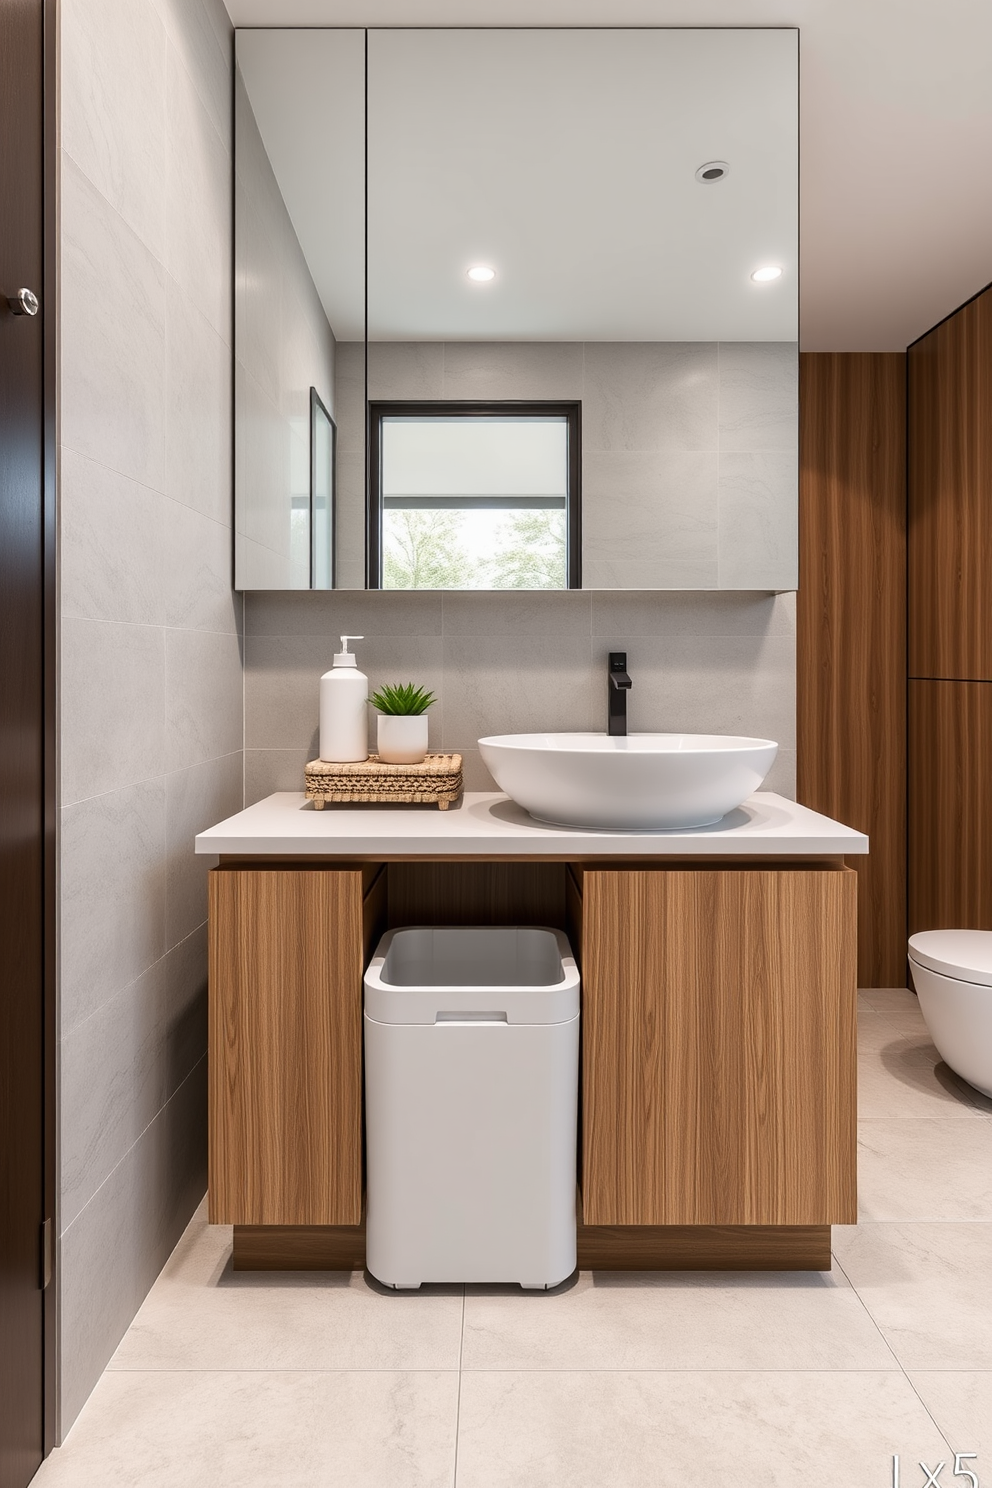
[319, 636, 369, 763]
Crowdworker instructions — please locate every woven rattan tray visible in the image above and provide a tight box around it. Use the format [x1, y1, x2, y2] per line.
[304, 753, 463, 810]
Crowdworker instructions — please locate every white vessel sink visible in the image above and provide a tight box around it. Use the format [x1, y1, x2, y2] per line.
[477, 732, 778, 830]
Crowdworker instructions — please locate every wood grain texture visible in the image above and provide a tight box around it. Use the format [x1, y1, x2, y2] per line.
[576, 1225, 831, 1271]
[233, 1225, 366, 1271]
[208, 867, 366, 1226]
[798, 351, 907, 987]
[230, 1221, 830, 1272]
[909, 679, 992, 932]
[581, 868, 858, 1227]
[387, 862, 565, 928]
[909, 287, 992, 680]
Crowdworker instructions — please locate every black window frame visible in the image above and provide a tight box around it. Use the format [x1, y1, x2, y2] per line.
[366, 399, 582, 590]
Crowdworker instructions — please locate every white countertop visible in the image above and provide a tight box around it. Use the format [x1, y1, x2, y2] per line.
[196, 791, 869, 858]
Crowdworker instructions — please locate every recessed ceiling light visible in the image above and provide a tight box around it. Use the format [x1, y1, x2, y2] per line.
[751, 265, 783, 283]
[467, 265, 496, 282]
[695, 161, 729, 183]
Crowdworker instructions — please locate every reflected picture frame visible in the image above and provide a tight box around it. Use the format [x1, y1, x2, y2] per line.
[310, 387, 336, 589]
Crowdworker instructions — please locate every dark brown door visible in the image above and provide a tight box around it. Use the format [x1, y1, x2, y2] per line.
[1, 0, 49, 1483]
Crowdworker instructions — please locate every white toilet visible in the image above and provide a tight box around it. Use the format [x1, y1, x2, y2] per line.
[908, 930, 992, 1098]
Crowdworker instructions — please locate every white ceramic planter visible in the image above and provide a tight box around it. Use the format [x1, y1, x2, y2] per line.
[377, 714, 429, 765]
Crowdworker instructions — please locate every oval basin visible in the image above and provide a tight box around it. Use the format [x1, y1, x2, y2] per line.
[477, 732, 778, 830]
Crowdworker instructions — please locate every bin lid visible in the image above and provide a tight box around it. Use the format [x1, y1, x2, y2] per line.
[909, 929, 992, 987]
[364, 926, 580, 1025]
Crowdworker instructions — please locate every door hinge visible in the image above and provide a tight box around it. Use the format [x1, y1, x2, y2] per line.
[40, 1217, 53, 1290]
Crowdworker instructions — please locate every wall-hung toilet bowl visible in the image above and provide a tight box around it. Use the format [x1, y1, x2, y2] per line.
[908, 930, 992, 1098]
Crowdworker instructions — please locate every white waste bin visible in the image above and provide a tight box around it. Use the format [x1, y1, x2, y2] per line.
[364, 925, 580, 1289]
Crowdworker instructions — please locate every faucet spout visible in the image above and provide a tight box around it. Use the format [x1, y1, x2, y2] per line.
[607, 651, 632, 736]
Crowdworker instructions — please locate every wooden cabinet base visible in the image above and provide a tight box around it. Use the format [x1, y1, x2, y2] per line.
[231, 1223, 831, 1273]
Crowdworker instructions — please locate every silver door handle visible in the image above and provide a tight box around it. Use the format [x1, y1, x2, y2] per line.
[7, 288, 40, 317]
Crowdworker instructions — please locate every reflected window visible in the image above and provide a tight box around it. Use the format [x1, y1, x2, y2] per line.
[368, 402, 580, 590]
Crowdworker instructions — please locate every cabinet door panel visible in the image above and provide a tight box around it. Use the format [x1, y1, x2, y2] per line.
[209, 867, 366, 1225]
[582, 868, 857, 1226]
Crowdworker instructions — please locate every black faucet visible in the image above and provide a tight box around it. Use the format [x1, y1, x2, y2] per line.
[607, 652, 632, 736]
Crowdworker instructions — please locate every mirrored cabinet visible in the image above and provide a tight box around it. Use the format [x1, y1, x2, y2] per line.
[234, 28, 798, 592]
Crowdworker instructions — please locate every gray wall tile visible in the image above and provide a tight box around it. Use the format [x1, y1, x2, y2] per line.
[718, 341, 798, 452]
[166, 279, 233, 526]
[583, 342, 718, 451]
[60, 619, 166, 805]
[60, 157, 168, 490]
[599, 634, 796, 744]
[161, 499, 238, 634]
[165, 628, 244, 772]
[245, 747, 311, 806]
[60, 925, 207, 1230]
[441, 341, 583, 401]
[60, 780, 168, 1035]
[718, 450, 800, 590]
[60, 449, 165, 627]
[59, 1059, 207, 1429]
[441, 634, 598, 748]
[246, 588, 443, 638]
[165, 45, 232, 342]
[589, 589, 795, 639]
[368, 340, 444, 401]
[333, 340, 366, 454]
[61, 0, 168, 255]
[582, 449, 719, 572]
[165, 752, 243, 946]
[58, 0, 240, 1435]
[441, 590, 591, 639]
[154, 0, 232, 146]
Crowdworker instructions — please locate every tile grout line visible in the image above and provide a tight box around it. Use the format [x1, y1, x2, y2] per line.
[452, 1287, 466, 1488]
[832, 1246, 959, 1459]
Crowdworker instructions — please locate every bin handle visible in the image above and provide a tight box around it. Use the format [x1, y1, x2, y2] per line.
[434, 1011, 508, 1023]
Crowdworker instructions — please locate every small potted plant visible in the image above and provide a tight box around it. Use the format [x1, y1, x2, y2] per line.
[369, 682, 437, 765]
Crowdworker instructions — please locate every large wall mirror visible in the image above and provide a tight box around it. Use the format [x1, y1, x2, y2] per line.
[235, 28, 798, 592]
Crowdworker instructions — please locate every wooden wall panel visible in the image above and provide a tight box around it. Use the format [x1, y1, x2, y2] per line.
[798, 352, 907, 986]
[209, 867, 366, 1226]
[581, 868, 858, 1228]
[909, 679, 992, 933]
[909, 288, 992, 680]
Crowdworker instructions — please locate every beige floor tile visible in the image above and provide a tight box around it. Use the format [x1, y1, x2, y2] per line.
[857, 1002, 939, 1062]
[462, 1264, 895, 1371]
[833, 1223, 992, 1369]
[860, 988, 926, 1022]
[455, 1371, 949, 1488]
[858, 1053, 985, 1119]
[857, 1120, 992, 1220]
[35, 1369, 458, 1488]
[907, 1372, 992, 1458]
[109, 1208, 464, 1371]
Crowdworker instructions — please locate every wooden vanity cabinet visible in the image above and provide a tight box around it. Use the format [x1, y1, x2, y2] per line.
[208, 863, 384, 1226]
[579, 866, 858, 1227]
[207, 856, 857, 1263]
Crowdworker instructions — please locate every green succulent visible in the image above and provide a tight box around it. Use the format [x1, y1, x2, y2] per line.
[369, 682, 437, 716]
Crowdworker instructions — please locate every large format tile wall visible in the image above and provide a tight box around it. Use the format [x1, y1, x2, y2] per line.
[243, 589, 796, 803]
[330, 340, 798, 591]
[58, 0, 241, 1434]
[234, 67, 336, 588]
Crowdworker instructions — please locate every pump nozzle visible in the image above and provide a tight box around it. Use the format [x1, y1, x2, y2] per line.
[333, 635, 364, 667]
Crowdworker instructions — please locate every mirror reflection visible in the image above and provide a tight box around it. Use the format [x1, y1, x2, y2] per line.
[234, 28, 798, 592]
